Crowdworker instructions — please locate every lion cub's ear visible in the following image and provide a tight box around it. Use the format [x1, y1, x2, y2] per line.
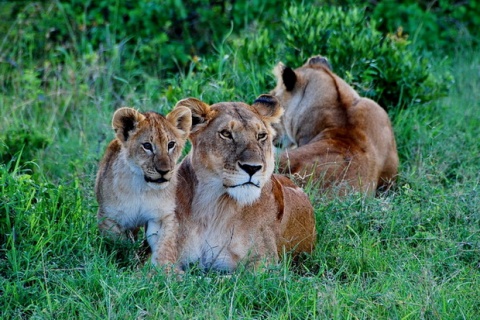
[166, 106, 192, 139]
[274, 62, 297, 92]
[252, 94, 284, 124]
[174, 98, 212, 134]
[112, 107, 146, 143]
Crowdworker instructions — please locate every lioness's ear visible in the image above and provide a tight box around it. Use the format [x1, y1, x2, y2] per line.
[174, 98, 212, 134]
[252, 94, 283, 124]
[307, 55, 332, 70]
[112, 107, 145, 142]
[273, 62, 297, 92]
[166, 106, 192, 138]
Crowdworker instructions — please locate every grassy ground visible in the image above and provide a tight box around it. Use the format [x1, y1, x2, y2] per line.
[1, 15, 480, 320]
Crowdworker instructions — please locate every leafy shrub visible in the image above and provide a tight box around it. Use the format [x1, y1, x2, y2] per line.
[240, 5, 452, 110]
[0, 1, 453, 111]
[0, 0, 295, 76]
[371, 0, 480, 50]
[322, 0, 479, 50]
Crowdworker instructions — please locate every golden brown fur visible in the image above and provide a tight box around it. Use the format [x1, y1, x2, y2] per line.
[173, 95, 316, 272]
[271, 55, 399, 195]
[95, 106, 191, 267]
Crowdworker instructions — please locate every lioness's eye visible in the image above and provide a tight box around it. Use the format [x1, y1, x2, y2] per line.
[168, 141, 176, 150]
[257, 132, 267, 141]
[219, 130, 233, 139]
[142, 142, 153, 151]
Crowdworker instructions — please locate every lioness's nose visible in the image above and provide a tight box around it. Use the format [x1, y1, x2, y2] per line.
[238, 163, 262, 176]
[155, 168, 169, 176]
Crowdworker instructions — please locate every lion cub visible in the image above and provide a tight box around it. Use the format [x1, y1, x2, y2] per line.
[95, 106, 191, 267]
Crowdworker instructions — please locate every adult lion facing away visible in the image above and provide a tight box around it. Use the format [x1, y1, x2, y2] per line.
[173, 94, 316, 272]
[271, 55, 399, 195]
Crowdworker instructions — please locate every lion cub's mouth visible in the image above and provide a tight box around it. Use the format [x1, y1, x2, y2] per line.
[144, 176, 169, 184]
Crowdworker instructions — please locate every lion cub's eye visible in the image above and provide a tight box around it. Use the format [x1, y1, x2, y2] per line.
[257, 132, 267, 141]
[168, 141, 176, 150]
[219, 130, 233, 140]
[142, 142, 153, 151]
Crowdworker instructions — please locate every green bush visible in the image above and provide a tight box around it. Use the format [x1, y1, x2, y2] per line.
[0, 1, 453, 111]
[0, 0, 294, 76]
[240, 5, 452, 110]
[323, 0, 479, 50]
[371, 0, 480, 51]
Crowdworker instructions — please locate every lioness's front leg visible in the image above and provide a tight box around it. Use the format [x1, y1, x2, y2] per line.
[146, 213, 179, 267]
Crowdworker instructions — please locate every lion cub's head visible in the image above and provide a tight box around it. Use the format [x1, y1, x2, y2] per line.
[112, 106, 191, 189]
[175, 95, 283, 205]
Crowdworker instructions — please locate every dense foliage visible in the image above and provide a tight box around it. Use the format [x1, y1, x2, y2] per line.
[240, 5, 452, 109]
[1, 0, 466, 108]
[326, 0, 479, 49]
[370, 0, 479, 50]
[1, 0, 294, 72]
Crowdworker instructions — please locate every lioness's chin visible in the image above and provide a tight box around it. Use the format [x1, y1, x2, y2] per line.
[226, 185, 262, 206]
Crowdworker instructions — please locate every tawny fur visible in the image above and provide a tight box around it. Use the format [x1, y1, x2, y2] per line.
[173, 95, 316, 272]
[95, 106, 191, 267]
[271, 55, 399, 195]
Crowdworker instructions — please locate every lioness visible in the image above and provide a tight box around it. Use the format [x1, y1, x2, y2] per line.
[271, 55, 399, 195]
[95, 106, 191, 267]
[173, 95, 316, 272]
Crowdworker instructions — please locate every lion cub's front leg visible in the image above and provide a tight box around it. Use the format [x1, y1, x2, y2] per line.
[97, 209, 128, 239]
[146, 212, 179, 268]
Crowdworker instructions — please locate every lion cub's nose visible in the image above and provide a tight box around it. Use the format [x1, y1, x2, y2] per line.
[238, 163, 262, 177]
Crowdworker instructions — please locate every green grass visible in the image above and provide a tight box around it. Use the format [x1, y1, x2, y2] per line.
[1, 11, 480, 320]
